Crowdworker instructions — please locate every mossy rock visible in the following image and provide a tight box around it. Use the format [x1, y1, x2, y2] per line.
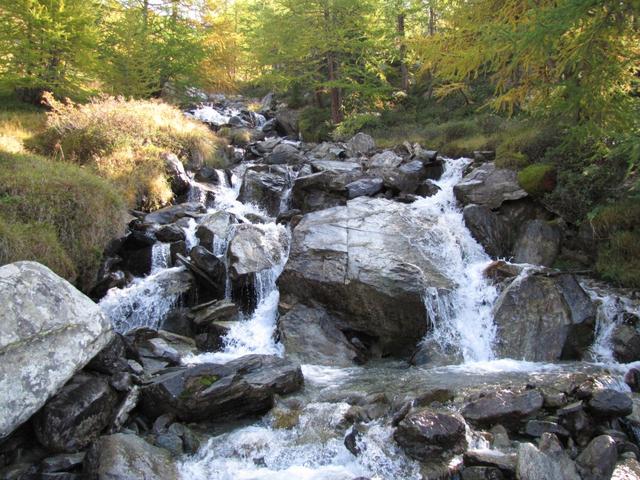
[517, 163, 556, 196]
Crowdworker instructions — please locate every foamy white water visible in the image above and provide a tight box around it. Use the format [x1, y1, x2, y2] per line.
[409, 158, 498, 362]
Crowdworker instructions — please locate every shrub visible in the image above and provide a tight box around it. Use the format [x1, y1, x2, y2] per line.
[595, 231, 640, 288]
[333, 112, 381, 141]
[298, 107, 332, 143]
[517, 164, 557, 197]
[0, 151, 126, 290]
[31, 94, 223, 210]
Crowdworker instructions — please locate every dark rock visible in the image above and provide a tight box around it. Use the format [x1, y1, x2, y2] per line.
[41, 452, 85, 473]
[155, 433, 183, 456]
[238, 165, 292, 216]
[275, 109, 299, 138]
[290, 170, 355, 213]
[473, 151, 496, 162]
[267, 143, 304, 165]
[140, 354, 303, 423]
[463, 449, 516, 475]
[164, 153, 190, 196]
[576, 435, 618, 480]
[513, 220, 562, 266]
[344, 425, 364, 456]
[612, 315, 640, 364]
[463, 205, 513, 258]
[462, 390, 543, 428]
[194, 166, 220, 183]
[277, 303, 361, 366]
[493, 273, 596, 361]
[144, 202, 206, 225]
[394, 409, 467, 461]
[191, 300, 240, 328]
[156, 225, 186, 243]
[170, 241, 187, 265]
[454, 163, 527, 209]
[345, 133, 375, 157]
[83, 433, 178, 479]
[588, 390, 633, 418]
[416, 179, 441, 197]
[189, 246, 226, 300]
[462, 466, 504, 480]
[524, 420, 570, 439]
[33, 376, 118, 453]
[624, 368, 640, 392]
[345, 178, 384, 199]
[86, 335, 130, 375]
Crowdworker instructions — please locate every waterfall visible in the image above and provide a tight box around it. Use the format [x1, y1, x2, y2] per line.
[150, 242, 171, 273]
[410, 158, 498, 363]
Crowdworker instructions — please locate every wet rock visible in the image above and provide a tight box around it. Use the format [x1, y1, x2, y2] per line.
[267, 143, 304, 165]
[524, 420, 570, 439]
[493, 272, 596, 361]
[463, 205, 513, 258]
[576, 435, 618, 480]
[462, 466, 504, 480]
[462, 390, 543, 428]
[516, 435, 580, 480]
[454, 163, 528, 209]
[238, 165, 291, 217]
[155, 433, 183, 456]
[83, 433, 178, 479]
[344, 424, 365, 456]
[144, 202, 206, 225]
[557, 401, 595, 446]
[346, 177, 384, 199]
[33, 376, 118, 453]
[588, 389, 633, 418]
[394, 409, 467, 461]
[41, 452, 85, 473]
[290, 170, 357, 213]
[612, 457, 640, 479]
[345, 133, 375, 157]
[155, 224, 186, 243]
[275, 109, 299, 138]
[140, 354, 303, 422]
[164, 153, 190, 195]
[624, 368, 640, 392]
[513, 220, 562, 266]
[416, 180, 441, 197]
[86, 335, 130, 375]
[612, 315, 640, 364]
[279, 197, 453, 357]
[463, 449, 516, 476]
[277, 303, 361, 366]
[311, 160, 362, 173]
[191, 300, 240, 328]
[196, 211, 236, 249]
[369, 150, 403, 169]
[0, 262, 113, 439]
[189, 246, 227, 301]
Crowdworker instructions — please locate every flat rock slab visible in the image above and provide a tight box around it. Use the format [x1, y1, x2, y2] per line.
[462, 389, 543, 428]
[0, 262, 113, 439]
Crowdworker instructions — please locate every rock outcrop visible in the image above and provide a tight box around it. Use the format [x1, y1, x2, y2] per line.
[0, 262, 113, 439]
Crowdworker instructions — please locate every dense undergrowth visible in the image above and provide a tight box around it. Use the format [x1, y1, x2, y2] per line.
[0, 93, 223, 290]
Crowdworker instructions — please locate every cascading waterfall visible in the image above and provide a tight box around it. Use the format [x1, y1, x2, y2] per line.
[150, 242, 171, 273]
[409, 158, 499, 362]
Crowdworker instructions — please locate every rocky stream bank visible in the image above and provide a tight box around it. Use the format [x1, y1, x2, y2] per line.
[1, 93, 640, 480]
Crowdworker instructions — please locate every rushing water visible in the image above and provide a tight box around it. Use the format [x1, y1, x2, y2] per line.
[406, 158, 498, 362]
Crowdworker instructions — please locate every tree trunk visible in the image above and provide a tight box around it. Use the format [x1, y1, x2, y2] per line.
[397, 13, 409, 92]
[327, 53, 343, 124]
[428, 4, 435, 36]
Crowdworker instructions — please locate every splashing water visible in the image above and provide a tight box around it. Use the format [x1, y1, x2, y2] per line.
[100, 267, 188, 333]
[409, 158, 498, 362]
[150, 242, 171, 273]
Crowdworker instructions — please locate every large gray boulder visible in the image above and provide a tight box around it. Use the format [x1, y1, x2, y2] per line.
[454, 163, 527, 209]
[0, 262, 113, 439]
[345, 133, 375, 157]
[463, 205, 513, 258]
[266, 143, 304, 165]
[144, 202, 206, 225]
[493, 272, 596, 361]
[462, 389, 543, 428]
[290, 170, 360, 213]
[140, 354, 303, 422]
[84, 433, 178, 480]
[279, 197, 453, 357]
[238, 165, 292, 217]
[277, 303, 360, 366]
[517, 434, 580, 480]
[513, 219, 562, 266]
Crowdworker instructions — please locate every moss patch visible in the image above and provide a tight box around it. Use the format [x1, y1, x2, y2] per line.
[517, 164, 557, 197]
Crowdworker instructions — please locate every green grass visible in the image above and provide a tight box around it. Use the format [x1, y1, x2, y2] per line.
[517, 164, 556, 197]
[0, 151, 126, 290]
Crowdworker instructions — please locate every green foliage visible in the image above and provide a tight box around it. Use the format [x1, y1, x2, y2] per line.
[333, 113, 381, 141]
[298, 107, 333, 143]
[0, 150, 126, 290]
[517, 164, 556, 197]
[0, 0, 102, 99]
[32, 95, 223, 210]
